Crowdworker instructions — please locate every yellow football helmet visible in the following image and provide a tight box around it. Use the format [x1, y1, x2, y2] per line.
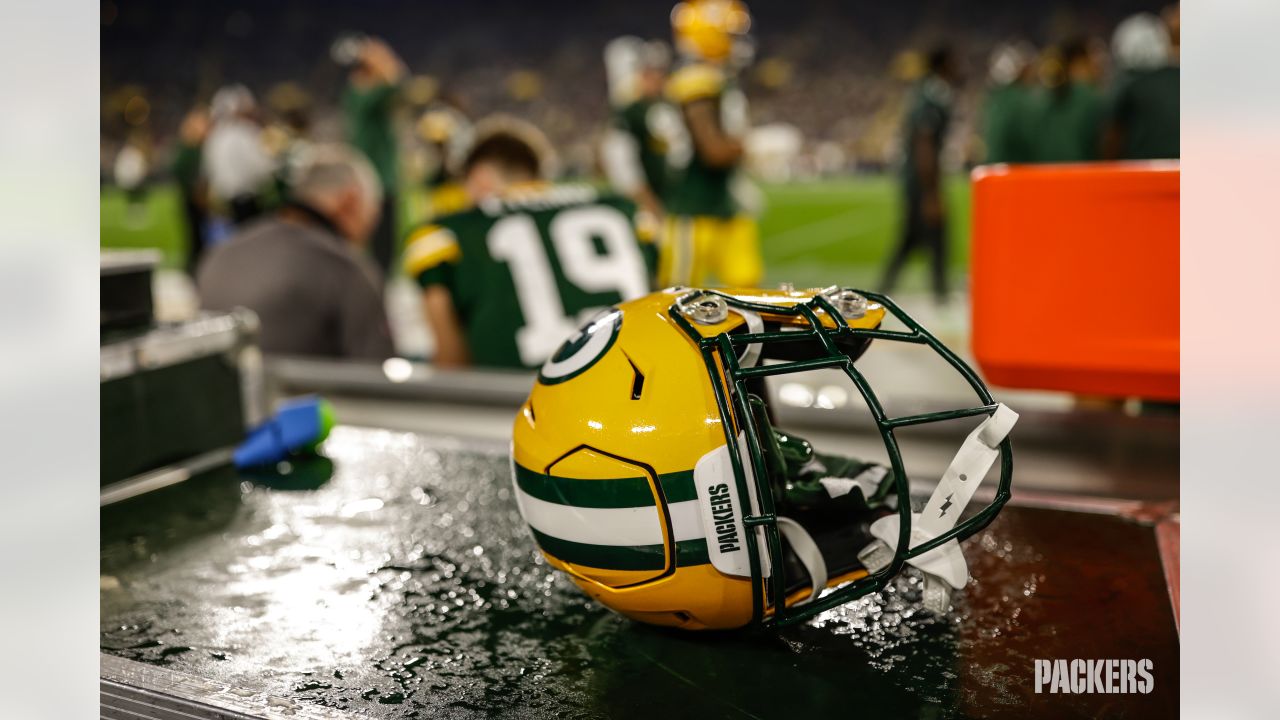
[511, 287, 1017, 630]
[671, 0, 752, 64]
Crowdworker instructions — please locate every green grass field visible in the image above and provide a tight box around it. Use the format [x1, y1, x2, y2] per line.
[101, 176, 971, 291]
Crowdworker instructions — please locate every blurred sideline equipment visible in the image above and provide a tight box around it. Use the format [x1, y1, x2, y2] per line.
[233, 395, 334, 468]
[101, 250, 267, 502]
[658, 0, 763, 288]
[511, 286, 1015, 629]
[971, 162, 1178, 400]
[404, 116, 656, 369]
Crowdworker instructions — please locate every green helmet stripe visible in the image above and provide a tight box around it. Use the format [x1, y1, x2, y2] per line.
[514, 463, 697, 508]
[529, 528, 710, 571]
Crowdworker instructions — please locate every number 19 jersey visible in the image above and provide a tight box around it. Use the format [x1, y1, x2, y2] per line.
[403, 184, 656, 369]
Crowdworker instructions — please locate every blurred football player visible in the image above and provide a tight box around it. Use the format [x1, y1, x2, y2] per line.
[601, 37, 671, 218]
[1162, 3, 1180, 62]
[403, 117, 656, 369]
[416, 103, 473, 218]
[337, 35, 406, 280]
[262, 82, 315, 200]
[656, 0, 763, 288]
[982, 42, 1036, 164]
[880, 45, 960, 305]
[1101, 13, 1179, 160]
[172, 106, 210, 274]
[204, 84, 276, 226]
[1026, 38, 1105, 163]
[113, 130, 151, 228]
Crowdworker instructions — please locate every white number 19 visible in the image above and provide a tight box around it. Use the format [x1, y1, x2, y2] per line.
[486, 205, 647, 366]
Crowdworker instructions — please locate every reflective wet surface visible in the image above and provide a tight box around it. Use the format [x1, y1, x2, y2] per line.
[101, 427, 1178, 719]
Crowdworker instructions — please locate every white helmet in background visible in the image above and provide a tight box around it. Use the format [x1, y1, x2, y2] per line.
[1112, 13, 1172, 71]
[604, 37, 671, 108]
[988, 42, 1034, 85]
[210, 84, 256, 121]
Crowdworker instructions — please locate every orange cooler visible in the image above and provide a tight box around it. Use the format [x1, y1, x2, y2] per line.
[969, 162, 1179, 401]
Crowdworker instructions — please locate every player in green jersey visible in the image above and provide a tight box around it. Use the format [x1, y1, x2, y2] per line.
[601, 37, 672, 218]
[1102, 13, 1179, 161]
[403, 117, 656, 370]
[655, 0, 763, 288]
[982, 42, 1036, 164]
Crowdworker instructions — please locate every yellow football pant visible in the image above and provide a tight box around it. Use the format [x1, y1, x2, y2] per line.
[657, 215, 763, 288]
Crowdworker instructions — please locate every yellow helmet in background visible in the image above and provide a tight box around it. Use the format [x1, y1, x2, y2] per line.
[671, 0, 752, 64]
[510, 287, 1018, 630]
[418, 109, 460, 144]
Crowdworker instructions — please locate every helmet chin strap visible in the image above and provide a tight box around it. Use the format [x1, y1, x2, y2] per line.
[776, 517, 828, 606]
[857, 403, 1019, 614]
[734, 308, 764, 368]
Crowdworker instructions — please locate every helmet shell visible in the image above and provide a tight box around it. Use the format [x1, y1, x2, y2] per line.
[671, 0, 752, 63]
[511, 287, 885, 629]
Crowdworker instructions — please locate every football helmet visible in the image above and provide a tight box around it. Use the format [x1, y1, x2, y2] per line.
[511, 287, 1016, 630]
[671, 0, 752, 64]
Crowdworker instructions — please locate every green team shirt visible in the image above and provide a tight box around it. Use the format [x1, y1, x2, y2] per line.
[1106, 67, 1179, 160]
[343, 82, 399, 192]
[614, 98, 670, 200]
[170, 141, 202, 191]
[661, 62, 746, 218]
[1026, 82, 1105, 163]
[983, 83, 1034, 164]
[404, 185, 656, 369]
[901, 77, 953, 192]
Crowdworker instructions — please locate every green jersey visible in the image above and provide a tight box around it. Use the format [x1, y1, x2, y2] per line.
[613, 98, 670, 200]
[901, 77, 953, 192]
[170, 141, 202, 191]
[1026, 82, 1105, 163]
[982, 83, 1034, 164]
[660, 62, 747, 218]
[404, 185, 656, 369]
[343, 82, 399, 192]
[1106, 67, 1179, 160]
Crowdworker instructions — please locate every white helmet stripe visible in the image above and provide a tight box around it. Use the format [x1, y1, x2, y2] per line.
[516, 488, 705, 548]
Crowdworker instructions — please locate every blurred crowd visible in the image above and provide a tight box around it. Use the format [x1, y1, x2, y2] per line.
[979, 7, 1179, 165]
[102, 0, 1179, 184]
[100, 0, 1179, 364]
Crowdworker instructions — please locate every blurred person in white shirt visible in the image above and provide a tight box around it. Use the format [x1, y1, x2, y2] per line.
[203, 84, 276, 225]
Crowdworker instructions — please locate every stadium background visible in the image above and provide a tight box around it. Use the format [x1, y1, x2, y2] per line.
[100, 0, 1163, 292]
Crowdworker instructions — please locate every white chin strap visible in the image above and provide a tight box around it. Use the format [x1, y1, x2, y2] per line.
[776, 517, 829, 606]
[734, 308, 764, 368]
[857, 403, 1019, 614]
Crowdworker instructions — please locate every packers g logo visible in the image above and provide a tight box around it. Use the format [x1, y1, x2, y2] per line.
[538, 309, 623, 385]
